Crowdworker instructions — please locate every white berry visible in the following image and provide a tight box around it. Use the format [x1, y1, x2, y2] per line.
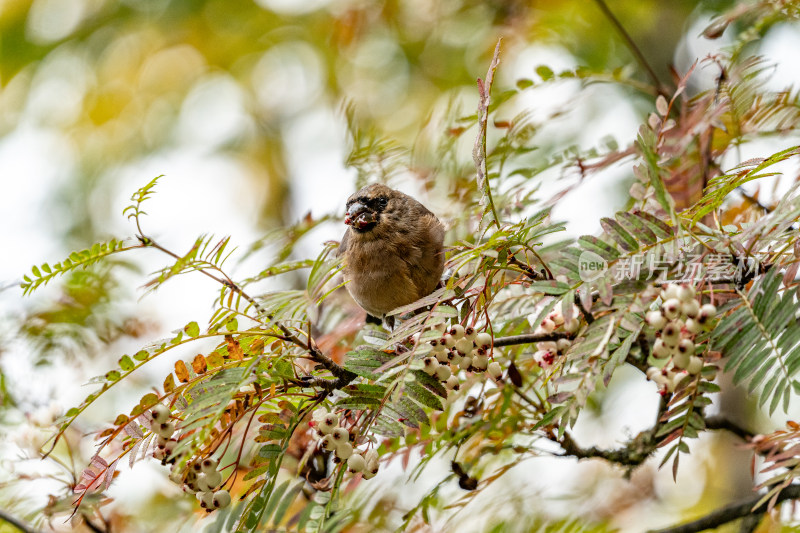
[698, 304, 717, 323]
[672, 351, 690, 370]
[662, 299, 681, 320]
[677, 286, 696, 303]
[435, 365, 452, 382]
[536, 341, 557, 353]
[685, 318, 702, 335]
[201, 458, 218, 474]
[195, 473, 213, 492]
[661, 285, 680, 301]
[156, 421, 176, 438]
[320, 414, 338, 434]
[661, 322, 680, 345]
[564, 318, 580, 333]
[549, 310, 565, 326]
[556, 338, 572, 353]
[422, 357, 439, 375]
[652, 338, 671, 358]
[364, 449, 379, 469]
[487, 361, 502, 379]
[197, 491, 214, 509]
[336, 442, 353, 460]
[348, 454, 366, 473]
[443, 334, 456, 349]
[687, 356, 703, 375]
[332, 427, 349, 442]
[475, 332, 492, 348]
[671, 372, 687, 391]
[449, 325, 465, 340]
[455, 338, 474, 355]
[464, 327, 477, 341]
[213, 490, 231, 509]
[646, 311, 666, 331]
[151, 404, 170, 425]
[446, 375, 459, 390]
[677, 338, 694, 355]
[680, 300, 699, 319]
[321, 434, 336, 451]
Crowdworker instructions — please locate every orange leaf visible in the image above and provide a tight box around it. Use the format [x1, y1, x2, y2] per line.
[163, 373, 175, 393]
[192, 354, 207, 374]
[226, 335, 244, 360]
[175, 360, 190, 383]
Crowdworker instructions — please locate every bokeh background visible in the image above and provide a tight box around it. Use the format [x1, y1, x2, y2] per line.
[2, 0, 799, 531]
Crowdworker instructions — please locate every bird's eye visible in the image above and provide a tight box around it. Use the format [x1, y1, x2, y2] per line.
[377, 197, 388, 209]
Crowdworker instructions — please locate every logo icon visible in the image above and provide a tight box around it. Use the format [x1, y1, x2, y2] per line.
[578, 251, 608, 282]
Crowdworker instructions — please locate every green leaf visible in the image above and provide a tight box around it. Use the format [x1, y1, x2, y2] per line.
[600, 217, 639, 252]
[405, 382, 443, 411]
[535, 65, 554, 81]
[258, 444, 282, 459]
[529, 280, 571, 295]
[184, 321, 200, 338]
[118, 355, 134, 372]
[577, 235, 620, 260]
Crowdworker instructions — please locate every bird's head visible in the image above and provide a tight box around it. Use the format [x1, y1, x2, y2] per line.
[344, 184, 397, 232]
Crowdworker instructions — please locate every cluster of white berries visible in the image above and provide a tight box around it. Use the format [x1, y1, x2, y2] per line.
[422, 324, 502, 387]
[645, 285, 717, 393]
[311, 409, 380, 479]
[532, 308, 577, 369]
[182, 458, 231, 510]
[151, 403, 179, 461]
[150, 403, 231, 510]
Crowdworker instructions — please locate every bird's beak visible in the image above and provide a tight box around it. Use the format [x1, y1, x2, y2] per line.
[344, 201, 377, 229]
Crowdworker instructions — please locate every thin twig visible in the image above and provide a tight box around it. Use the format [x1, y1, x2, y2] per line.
[647, 484, 800, 533]
[473, 39, 503, 229]
[493, 332, 570, 348]
[136, 231, 355, 383]
[574, 294, 595, 325]
[592, 0, 667, 96]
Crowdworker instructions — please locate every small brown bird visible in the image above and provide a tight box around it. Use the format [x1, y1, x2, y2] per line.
[339, 183, 445, 324]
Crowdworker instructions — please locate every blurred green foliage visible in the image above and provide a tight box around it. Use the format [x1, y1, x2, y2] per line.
[0, 0, 727, 243]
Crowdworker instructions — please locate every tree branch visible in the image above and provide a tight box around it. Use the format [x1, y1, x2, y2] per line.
[648, 485, 800, 533]
[592, 0, 666, 96]
[705, 416, 755, 441]
[548, 414, 754, 474]
[554, 427, 657, 470]
[493, 332, 570, 347]
[737, 187, 773, 213]
[302, 373, 358, 393]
